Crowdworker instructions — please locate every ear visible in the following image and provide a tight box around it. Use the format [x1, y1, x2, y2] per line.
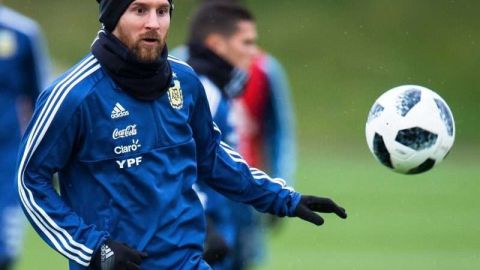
[205, 33, 228, 57]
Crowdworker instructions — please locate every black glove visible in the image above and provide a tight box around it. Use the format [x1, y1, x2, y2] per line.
[294, 195, 347, 226]
[90, 239, 147, 270]
[203, 221, 229, 265]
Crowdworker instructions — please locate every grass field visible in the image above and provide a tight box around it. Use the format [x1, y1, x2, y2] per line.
[257, 145, 480, 270]
[14, 145, 480, 270]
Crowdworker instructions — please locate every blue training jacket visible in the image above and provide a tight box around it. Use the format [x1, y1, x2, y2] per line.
[15, 54, 301, 269]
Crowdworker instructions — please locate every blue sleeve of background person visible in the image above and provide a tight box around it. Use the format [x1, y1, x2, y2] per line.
[15, 68, 109, 267]
[23, 20, 52, 98]
[263, 54, 297, 186]
[0, 6, 51, 99]
[189, 79, 301, 217]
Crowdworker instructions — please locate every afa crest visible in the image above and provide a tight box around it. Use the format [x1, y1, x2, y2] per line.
[0, 30, 16, 58]
[168, 80, 183, 109]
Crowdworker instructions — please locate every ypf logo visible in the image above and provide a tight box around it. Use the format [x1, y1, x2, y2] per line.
[116, 156, 143, 169]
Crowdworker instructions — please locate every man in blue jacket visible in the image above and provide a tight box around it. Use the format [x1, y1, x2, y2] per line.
[0, 2, 51, 269]
[16, 0, 347, 269]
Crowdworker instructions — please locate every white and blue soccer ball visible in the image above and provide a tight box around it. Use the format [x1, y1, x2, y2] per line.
[365, 85, 455, 174]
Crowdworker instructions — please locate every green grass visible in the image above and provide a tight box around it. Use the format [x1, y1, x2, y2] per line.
[14, 146, 480, 269]
[256, 145, 480, 270]
[15, 227, 67, 270]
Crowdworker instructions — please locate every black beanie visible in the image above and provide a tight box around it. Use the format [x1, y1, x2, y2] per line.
[96, 0, 174, 32]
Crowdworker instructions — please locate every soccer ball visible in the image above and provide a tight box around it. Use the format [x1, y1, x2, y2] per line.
[365, 85, 455, 174]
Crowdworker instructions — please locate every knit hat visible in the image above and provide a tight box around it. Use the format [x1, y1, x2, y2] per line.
[96, 0, 174, 32]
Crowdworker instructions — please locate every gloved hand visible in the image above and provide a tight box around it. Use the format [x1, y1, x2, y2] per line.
[90, 239, 147, 270]
[294, 195, 347, 226]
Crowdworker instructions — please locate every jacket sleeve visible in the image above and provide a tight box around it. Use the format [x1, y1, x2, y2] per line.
[15, 87, 108, 267]
[190, 81, 301, 217]
[24, 21, 52, 98]
[17, 23, 52, 134]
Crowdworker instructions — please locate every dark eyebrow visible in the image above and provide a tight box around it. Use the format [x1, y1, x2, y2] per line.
[129, 2, 171, 9]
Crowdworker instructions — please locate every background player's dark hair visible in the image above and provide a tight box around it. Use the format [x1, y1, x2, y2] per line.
[188, 2, 254, 45]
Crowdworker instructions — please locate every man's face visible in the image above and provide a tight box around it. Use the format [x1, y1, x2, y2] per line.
[113, 0, 171, 63]
[215, 20, 258, 71]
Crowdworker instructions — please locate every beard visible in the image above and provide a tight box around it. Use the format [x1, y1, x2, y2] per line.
[117, 29, 166, 63]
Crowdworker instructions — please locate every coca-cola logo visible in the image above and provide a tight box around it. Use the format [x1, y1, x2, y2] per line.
[112, 125, 138, 140]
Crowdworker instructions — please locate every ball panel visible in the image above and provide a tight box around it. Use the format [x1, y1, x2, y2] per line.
[407, 158, 436, 174]
[434, 98, 454, 136]
[396, 88, 421, 117]
[367, 103, 384, 123]
[373, 133, 393, 169]
[395, 127, 438, 151]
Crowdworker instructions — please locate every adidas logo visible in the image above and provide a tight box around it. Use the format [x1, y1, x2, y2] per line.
[101, 243, 114, 260]
[111, 102, 130, 119]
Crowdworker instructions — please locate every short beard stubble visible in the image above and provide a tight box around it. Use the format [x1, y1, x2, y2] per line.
[117, 29, 166, 63]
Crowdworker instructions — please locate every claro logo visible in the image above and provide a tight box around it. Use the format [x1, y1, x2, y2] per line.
[114, 139, 141, 155]
[112, 125, 137, 140]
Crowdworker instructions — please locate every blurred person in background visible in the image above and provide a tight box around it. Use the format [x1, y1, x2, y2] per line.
[235, 53, 296, 192]
[172, 1, 296, 269]
[173, 2, 255, 268]
[15, 0, 346, 269]
[0, 1, 51, 270]
[231, 50, 297, 270]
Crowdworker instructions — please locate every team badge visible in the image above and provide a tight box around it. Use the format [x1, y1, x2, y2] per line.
[0, 30, 16, 58]
[168, 80, 183, 109]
